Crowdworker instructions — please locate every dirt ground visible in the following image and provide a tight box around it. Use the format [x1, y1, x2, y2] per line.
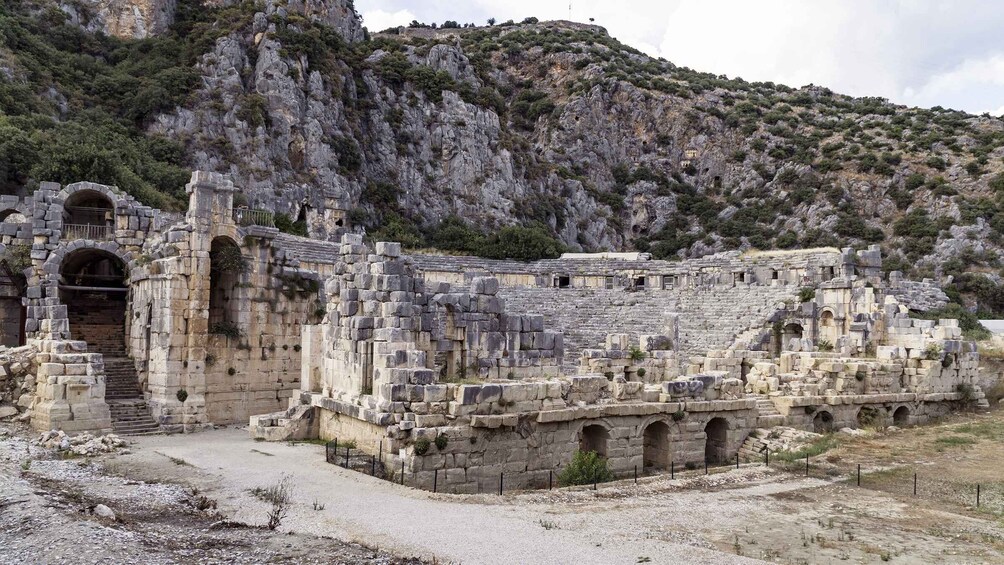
[2, 410, 1004, 564]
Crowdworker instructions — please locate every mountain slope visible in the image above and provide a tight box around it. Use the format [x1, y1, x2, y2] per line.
[3, 0, 1004, 312]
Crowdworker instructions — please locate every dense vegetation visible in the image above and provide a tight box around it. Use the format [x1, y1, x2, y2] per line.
[0, 0, 267, 208]
[6, 2, 1004, 296]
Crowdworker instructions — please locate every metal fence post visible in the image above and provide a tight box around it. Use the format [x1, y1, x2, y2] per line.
[549, 470, 553, 490]
[499, 472, 503, 496]
[433, 469, 438, 493]
[705, 459, 708, 475]
[977, 484, 981, 507]
[344, 446, 349, 468]
[634, 465, 638, 484]
[805, 454, 809, 477]
[913, 473, 917, 496]
[736, 453, 739, 470]
[857, 464, 860, 486]
[765, 448, 769, 467]
[671, 461, 674, 479]
[400, 460, 405, 485]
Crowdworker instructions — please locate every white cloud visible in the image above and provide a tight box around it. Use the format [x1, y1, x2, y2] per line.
[355, 0, 1004, 115]
[360, 8, 418, 32]
[901, 54, 1004, 113]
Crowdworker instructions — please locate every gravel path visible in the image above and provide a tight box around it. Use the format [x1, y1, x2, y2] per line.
[0, 426, 420, 565]
[127, 429, 788, 564]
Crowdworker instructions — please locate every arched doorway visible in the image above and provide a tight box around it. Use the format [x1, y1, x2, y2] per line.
[580, 424, 609, 457]
[893, 406, 910, 427]
[59, 249, 128, 357]
[643, 421, 670, 471]
[819, 310, 838, 346]
[0, 259, 25, 346]
[62, 190, 114, 241]
[704, 417, 728, 465]
[813, 410, 834, 434]
[857, 406, 883, 429]
[208, 236, 244, 333]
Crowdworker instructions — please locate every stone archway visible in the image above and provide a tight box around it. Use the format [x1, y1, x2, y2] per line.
[58, 248, 129, 357]
[62, 189, 115, 241]
[857, 406, 884, 429]
[580, 424, 610, 457]
[813, 410, 834, 434]
[819, 309, 838, 346]
[705, 417, 728, 465]
[893, 406, 910, 427]
[642, 420, 670, 471]
[208, 236, 244, 332]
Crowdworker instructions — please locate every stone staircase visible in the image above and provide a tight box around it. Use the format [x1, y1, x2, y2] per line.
[68, 296, 159, 435]
[754, 397, 786, 427]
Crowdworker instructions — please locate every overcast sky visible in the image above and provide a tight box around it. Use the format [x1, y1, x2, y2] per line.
[356, 0, 1004, 116]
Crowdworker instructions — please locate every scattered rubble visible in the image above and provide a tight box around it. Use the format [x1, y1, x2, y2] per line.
[37, 430, 128, 456]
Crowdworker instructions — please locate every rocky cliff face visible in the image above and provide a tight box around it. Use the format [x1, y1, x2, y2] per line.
[59, 0, 177, 38]
[11, 1, 1004, 299]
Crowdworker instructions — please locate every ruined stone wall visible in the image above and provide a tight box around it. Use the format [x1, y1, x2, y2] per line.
[413, 246, 849, 290]
[125, 172, 325, 430]
[315, 237, 563, 406]
[303, 374, 756, 492]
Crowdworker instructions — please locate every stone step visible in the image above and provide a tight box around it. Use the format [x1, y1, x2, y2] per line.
[756, 414, 787, 427]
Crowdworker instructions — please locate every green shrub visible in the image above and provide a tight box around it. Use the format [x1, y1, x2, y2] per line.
[924, 343, 943, 360]
[413, 437, 431, 455]
[910, 304, 991, 341]
[176, 388, 188, 402]
[434, 434, 448, 450]
[557, 450, 612, 486]
[798, 287, 816, 303]
[628, 346, 646, 362]
[210, 321, 242, 339]
[274, 213, 308, 237]
[817, 339, 834, 352]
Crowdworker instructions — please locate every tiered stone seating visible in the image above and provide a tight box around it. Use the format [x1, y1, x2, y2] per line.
[499, 285, 798, 373]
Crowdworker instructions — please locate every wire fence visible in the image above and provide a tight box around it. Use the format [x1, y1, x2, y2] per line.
[322, 438, 1004, 509]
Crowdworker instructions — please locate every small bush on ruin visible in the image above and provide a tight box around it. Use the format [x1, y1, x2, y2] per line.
[557, 450, 613, 486]
[603, 371, 614, 380]
[671, 410, 685, 422]
[804, 405, 816, 414]
[176, 389, 188, 402]
[434, 434, 448, 450]
[923, 343, 943, 361]
[210, 243, 249, 274]
[210, 321, 242, 339]
[227, 367, 236, 376]
[628, 346, 646, 362]
[956, 383, 976, 404]
[817, 339, 834, 352]
[798, 287, 815, 303]
[636, 368, 647, 378]
[413, 437, 431, 455]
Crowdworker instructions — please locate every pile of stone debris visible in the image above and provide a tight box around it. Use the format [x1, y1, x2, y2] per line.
[37, 430, 129, 456]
